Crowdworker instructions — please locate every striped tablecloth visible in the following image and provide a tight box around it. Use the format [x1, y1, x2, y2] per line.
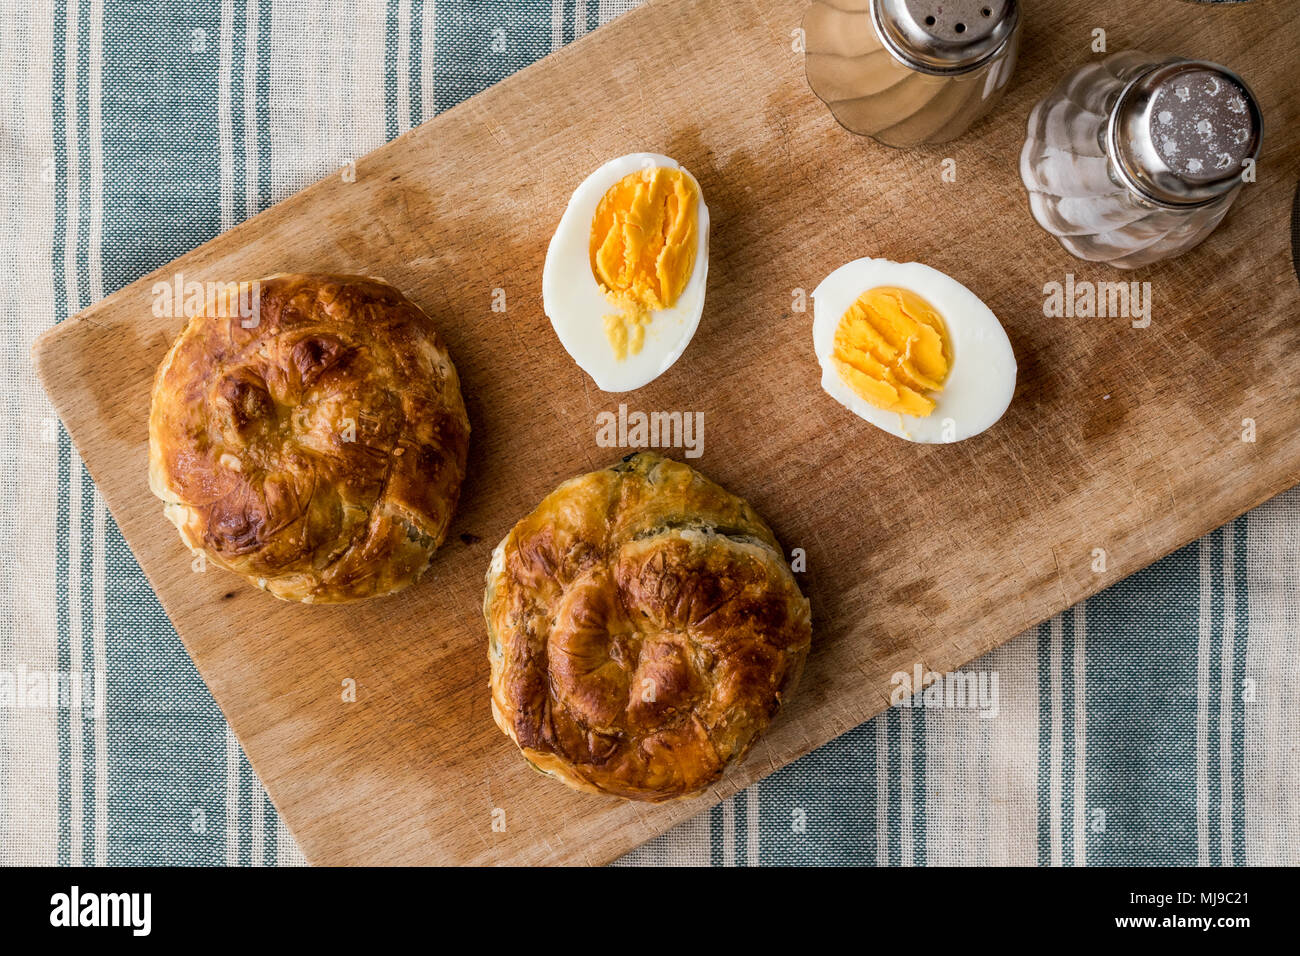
[2, 0, 1294, 867]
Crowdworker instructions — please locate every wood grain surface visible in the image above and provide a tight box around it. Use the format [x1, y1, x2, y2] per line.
[32, 0, 1300, 865]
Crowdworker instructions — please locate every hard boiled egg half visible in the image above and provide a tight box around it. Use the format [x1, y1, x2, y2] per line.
[812, 258, 1016, 443]
[543, 153, 710, 392]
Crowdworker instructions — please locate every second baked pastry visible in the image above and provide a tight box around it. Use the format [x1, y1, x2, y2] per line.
[485, 452, 811, 801]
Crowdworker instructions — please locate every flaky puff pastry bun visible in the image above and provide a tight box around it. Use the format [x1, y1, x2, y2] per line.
[148, 273, 470, 603]
[485, 452, 811, 801]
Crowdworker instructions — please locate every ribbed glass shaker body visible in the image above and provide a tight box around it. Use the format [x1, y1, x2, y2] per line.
[1020, 50, 1260, 269]
[803, 0, 1021, 148]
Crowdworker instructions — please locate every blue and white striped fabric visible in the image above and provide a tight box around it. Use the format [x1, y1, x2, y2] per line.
[1, 0, 1293, 867]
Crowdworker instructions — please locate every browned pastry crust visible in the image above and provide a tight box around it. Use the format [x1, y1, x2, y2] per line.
[148, 273, 470, 603]
[485, 452, 811, 801]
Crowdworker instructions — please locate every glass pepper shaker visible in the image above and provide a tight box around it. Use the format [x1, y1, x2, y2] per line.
[1020, 51, 1263, 269]
[803, 0, 1021, 148]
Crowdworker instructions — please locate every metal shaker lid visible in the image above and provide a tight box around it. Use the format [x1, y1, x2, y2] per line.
[871, 0, 1019, 75]
[1108, 59, 1263, 206]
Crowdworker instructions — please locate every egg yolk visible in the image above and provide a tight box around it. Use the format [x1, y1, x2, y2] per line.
[831, 286, 952, 417]
[589, 166, 698, 360]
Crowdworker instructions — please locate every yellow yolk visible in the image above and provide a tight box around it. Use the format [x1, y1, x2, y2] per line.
[831, 286, 952, 417]
[589, 167, 698, 359]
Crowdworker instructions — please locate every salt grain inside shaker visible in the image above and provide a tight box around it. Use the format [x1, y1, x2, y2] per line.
[803, 0, 1021, 148]
[1020, 51, 1263, 269]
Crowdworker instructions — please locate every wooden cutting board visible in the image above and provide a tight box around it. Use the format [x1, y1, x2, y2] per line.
[32, 0, 1300, 865]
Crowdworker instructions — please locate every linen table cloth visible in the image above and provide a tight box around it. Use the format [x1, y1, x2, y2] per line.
[0, 0, 1294, 867]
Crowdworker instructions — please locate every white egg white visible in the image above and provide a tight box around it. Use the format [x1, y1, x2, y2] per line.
[812, 258, 1017, 444]
[542, 152, 710, 393]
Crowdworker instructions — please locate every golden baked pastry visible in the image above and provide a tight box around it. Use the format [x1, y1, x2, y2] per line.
[485, 452, 811, 801]
[148, 273, 470, 603]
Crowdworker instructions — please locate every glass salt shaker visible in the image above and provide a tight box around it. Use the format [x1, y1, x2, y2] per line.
[803, 0, 1021, 148]
[1020, 51, 1263, 269]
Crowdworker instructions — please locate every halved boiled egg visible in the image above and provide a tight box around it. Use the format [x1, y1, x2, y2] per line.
[812, 258, 1016, 443]
[543, 153, 710, 392]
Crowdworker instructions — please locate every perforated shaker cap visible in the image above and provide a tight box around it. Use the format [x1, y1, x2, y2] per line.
[872, 0, 1019, 74]
[1109, 59, 1263, 206]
